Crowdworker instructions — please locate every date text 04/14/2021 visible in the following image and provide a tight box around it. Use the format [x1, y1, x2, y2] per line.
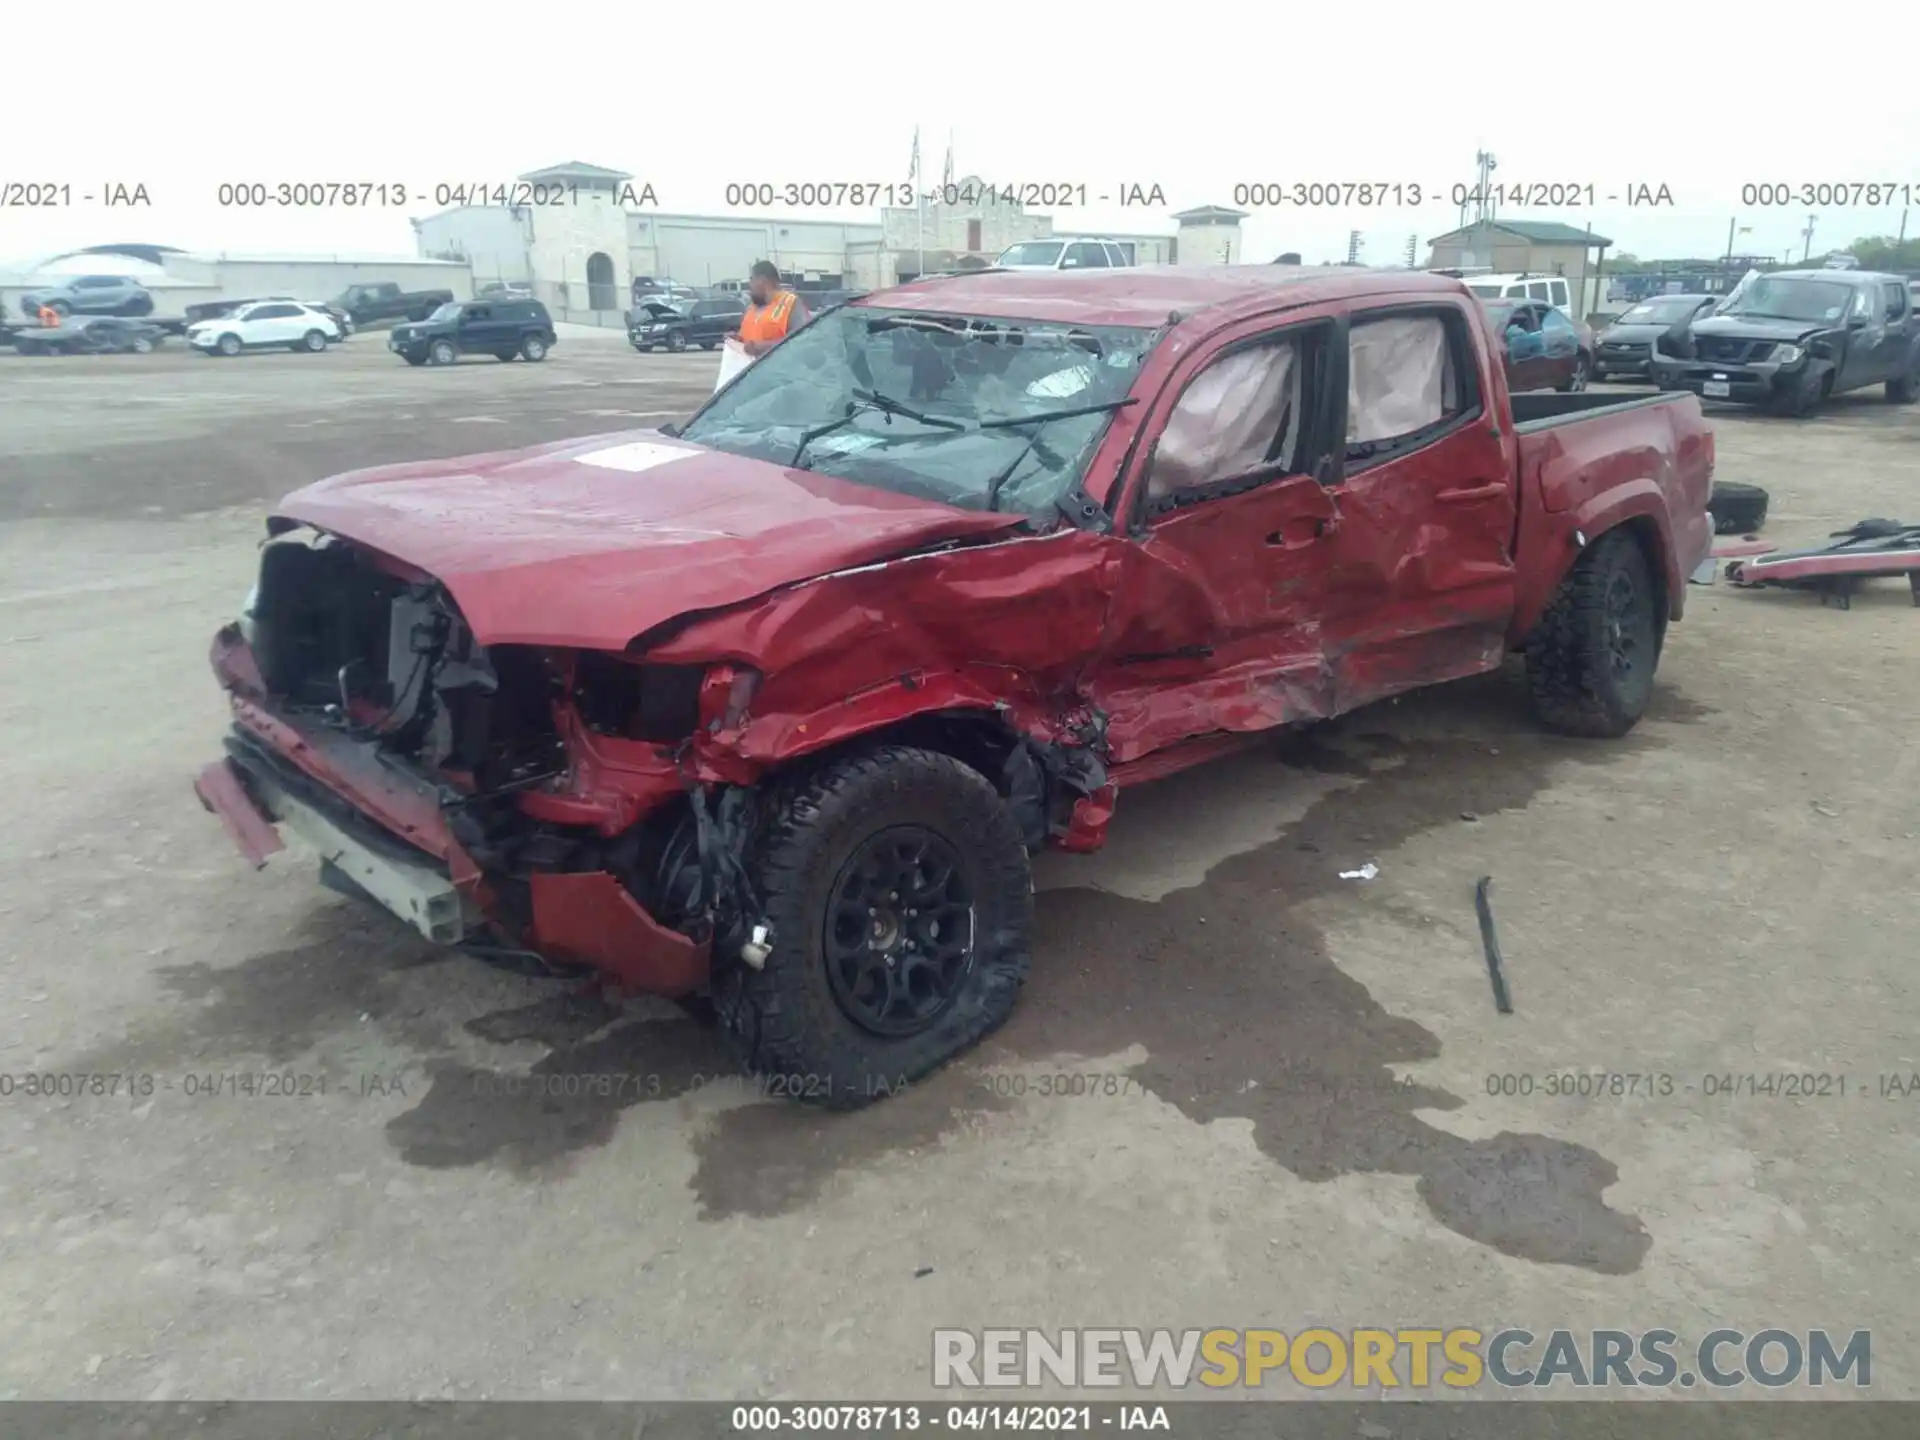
[728, 1405, 1170, 1432]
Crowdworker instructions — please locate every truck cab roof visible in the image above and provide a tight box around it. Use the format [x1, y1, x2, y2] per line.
[853, 265, 1474, 331]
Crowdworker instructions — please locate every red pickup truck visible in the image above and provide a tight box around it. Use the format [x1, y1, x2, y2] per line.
[195, 268, 1714, 1106]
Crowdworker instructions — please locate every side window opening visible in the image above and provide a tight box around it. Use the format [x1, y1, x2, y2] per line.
[1145, 334, 1307, 512]
[1345, 312, 1468, 466]
[1884, 283, 1905, 321]
[1505, 284, 1527, 298]
[1527, 281, 1551, 301]
[1550, 280, 1569, 308]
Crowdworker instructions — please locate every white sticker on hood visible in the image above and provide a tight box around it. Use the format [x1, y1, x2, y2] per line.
[575, 440, 701, 473]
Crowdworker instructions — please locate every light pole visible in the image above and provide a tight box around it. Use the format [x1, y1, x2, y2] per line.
[1801, 214, 1816, 262]
[1724, 217, 1750, 261]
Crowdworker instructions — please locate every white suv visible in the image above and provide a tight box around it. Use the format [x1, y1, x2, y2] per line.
[187, 302, 342, 357]
[996, 239, 1133, 272]
[1461, 273, 1573, 313]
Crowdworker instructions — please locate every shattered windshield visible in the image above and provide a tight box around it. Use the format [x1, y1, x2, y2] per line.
[679, 306, 1158, 520]
[1720, 278, 1852, 324]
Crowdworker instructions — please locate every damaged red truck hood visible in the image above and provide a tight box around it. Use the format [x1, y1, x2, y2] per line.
[272, 431, 1025, 649]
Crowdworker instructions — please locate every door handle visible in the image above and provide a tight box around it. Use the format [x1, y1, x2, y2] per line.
[1436, 482, 1508, 505]
[1265, 515, 1335, 548]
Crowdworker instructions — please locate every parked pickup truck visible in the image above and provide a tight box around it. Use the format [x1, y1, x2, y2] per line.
[193, 268, 1714, 1107]
[331, 282, 456, 326]
[1653, 269, 1920, 415]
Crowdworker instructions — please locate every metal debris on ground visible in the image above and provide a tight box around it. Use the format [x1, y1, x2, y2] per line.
[1725, 519, 1920, 610]
[1339, 862, 1380, 881]
[1474, 876, 1514, 1015]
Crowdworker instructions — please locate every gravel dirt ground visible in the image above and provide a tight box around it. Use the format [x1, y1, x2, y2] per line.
[1, 335, 1916, 1402]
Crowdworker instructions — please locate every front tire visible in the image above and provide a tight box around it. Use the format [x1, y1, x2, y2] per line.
[1770, 369, 1822, 417]
[130, 336, 154, 354]
[1525, 529, 1664, 739]
[216, 333, 242, 357]
[428, 339, 458, 366]
[717, 746, 1034, 1109]
[667, 331, 689, 353]
[1889, 366, 1918, 404]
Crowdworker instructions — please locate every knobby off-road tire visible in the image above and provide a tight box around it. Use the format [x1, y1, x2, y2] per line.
[1525, 529, 1664, 739]
[717, 745, 1034, 1110]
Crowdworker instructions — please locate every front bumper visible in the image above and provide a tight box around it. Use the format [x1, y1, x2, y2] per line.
[1652, 357, 1800, 404]
[1594, 344, 1651, 378]
[194, 638, 711, 994]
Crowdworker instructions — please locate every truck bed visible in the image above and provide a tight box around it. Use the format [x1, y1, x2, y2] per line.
[1507, 388, 1715, 638]
[1509, 390, 1689, 429]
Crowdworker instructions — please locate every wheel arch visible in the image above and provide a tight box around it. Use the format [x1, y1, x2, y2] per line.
[1513, 489, 1685, 640]
[737, 702, 1103, 857]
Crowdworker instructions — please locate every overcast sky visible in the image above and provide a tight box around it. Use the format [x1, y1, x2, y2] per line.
[5, 3, 1916, 271]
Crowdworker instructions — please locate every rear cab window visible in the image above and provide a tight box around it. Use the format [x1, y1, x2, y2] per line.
[1344, 309, 1477, 470]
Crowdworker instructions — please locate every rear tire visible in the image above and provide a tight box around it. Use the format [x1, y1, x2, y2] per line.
[716, 746, 1034, 1109]
[300, 329, 327, 352]
[519, 334, 548, 362]
[1889, 366, 1918, 404]
[1525, 529, 1664, 739]
[495, 351, 517, 361]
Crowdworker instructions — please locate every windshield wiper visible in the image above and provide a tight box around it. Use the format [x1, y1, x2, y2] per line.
[790, 402, 861, 469]
[850, 386, 965, 430]
[977, 396, 1137, 431]
[979, 398, 1137, 512]
[790, 390, 967, 469]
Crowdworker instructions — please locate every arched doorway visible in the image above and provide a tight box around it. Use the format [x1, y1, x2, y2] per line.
[586, 252, 616, 312]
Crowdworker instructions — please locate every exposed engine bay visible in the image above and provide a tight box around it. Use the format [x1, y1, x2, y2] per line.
[216, 529, 1108, 994]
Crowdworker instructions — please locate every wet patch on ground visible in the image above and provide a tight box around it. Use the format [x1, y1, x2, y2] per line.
[65, 903, 452, 1073]
[378, 674, 1696, 1270]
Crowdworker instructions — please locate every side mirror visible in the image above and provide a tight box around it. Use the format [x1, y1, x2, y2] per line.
[1846, 313, 1868, 329]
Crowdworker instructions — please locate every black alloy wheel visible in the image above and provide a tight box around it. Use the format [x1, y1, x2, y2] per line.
[823, 826, 977, 1037]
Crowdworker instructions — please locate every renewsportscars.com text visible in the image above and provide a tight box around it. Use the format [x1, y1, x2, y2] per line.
[932, 1327, 1871, 1391]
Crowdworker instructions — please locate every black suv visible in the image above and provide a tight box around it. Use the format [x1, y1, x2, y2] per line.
[1653, 270, 1920, 416]
[388, 299, 557, 366]
[629, 296, 746, 352]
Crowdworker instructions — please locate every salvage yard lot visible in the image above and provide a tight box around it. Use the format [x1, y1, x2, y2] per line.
[1, 336, 1917, 1398]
